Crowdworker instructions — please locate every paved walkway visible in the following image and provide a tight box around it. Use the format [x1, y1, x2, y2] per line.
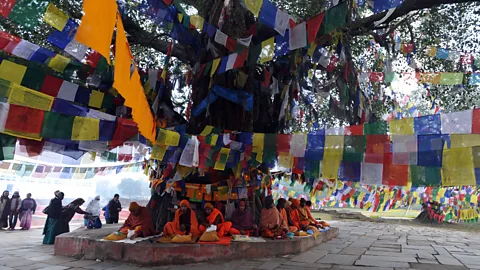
[1, 220, 480, 269]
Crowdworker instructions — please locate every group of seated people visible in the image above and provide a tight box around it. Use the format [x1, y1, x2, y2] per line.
[162, 197, 330, 240]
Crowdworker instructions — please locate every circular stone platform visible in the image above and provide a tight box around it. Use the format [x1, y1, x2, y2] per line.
[54, 224, 339, 266]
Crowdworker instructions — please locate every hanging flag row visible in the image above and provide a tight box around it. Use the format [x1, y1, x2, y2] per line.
[357, 70, 480, 86]
[425, 46, 480, 68]
[0, 59, 121, 111]
[0, 161, 144, 180]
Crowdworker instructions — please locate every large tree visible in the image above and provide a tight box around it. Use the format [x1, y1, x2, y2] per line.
[1, 0, 479, 134]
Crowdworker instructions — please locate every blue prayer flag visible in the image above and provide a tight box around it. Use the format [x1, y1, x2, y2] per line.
[414, 114, 441, 135]
[373, 0, 403, 13]
[47, 19, 78, 49]
[436, 48, 449, 59]
[259, 0, 277, 29]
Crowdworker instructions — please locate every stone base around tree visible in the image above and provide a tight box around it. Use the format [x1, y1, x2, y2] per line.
[54, 224, 339, 266]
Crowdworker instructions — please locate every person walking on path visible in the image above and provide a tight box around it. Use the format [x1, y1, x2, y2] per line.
[19, 193, 36, 230]
[43, 192, 64, 244]
[0, 190, 10, 229]
[9, 191, 21, 230]
[107, 194, 121, 224]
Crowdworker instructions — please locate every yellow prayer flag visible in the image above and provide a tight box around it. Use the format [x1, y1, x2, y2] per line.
[211, 58, 221, 77]
[256, 152, 263, 163]
[48, 54, 71, 73]
[88, 90, 104, 108]
[178, 13, 184, 23]
[450, 134, 480, 149]
[151, 145, 168, 161]
[156, 129, 180, 146]
[200, 125, 214, 136]
[420, 73, 441, 84]
[252, 133, 264, 153]
[44, 3, 69, 31]
[244, 0, 263, 17]
[278, 152, 294, 169]
[71, 117, 100, 141]
[426, 46, 438, 57]
[0, 60, 26, 84]
[190, 15, 204, 30]
[214, 148, 230, 171]
[389, 118, 414, 135]
[75, 0, 116, 64]
[260, 37, 274, 64]
[442, 147, 476, 186]
[8, 83, 54, 111]
[322, 135, 344, 179]
[308, 42, 317, 58]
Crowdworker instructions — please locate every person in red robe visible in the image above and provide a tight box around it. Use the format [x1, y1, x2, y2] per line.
[163, 200, 200, 237]
[198, 203, 232, 236]
[229, 200, 258, 236]
[260, 196, 287, 239]
[119, 202, 154, 240]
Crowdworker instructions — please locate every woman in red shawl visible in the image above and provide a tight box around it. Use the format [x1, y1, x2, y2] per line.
[119, 202, 154, 240]
[229, 200, 258, 236]
[163, 200, 200, 237]
[198, 203, 232, 237]
[260, 196, 287, 239]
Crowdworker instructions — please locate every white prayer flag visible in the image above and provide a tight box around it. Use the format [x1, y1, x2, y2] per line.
[274, 9, 289, 36]
[289, 21, 307, 50]
[214, 29, 228, 46]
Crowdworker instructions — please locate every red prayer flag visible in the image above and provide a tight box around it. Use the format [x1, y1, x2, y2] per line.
[5, 104, 44, 137]
[382, 153, 408, 186]
[40, 75, 63, 97]
[365, 135, 390, 164]
[277, 134, 291, 153]
[162, 0, 173, 6]
[369, 72, 384, 82]
[0, 31, 20, 53]
[345, 125, 363, 135]
[86, 51, 102, 68]
[262, 67, 271, 88]
[233, 49, 248, 69]
[226, 37, 237, 52]
[110, 118, 138, 149]
[306, 12, 325, 44]
[472, 108, 480, 134]
[0, 0, 16, 18]
[18, 138, 45, 157]
[247, 23, 257, 36]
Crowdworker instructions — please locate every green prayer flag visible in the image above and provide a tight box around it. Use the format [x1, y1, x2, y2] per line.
[0, 78, 11, 100]
[21, 67, 46, 91]
[321, 1, 347, 34]
[384, 72, 395, 83]
[101, 94, 114, 109]
[343, 135, 366, 162]
[182, 15, 191, 29]
[85, 168, 95, 179]
[41, 112, 74, 139]
[440, 73, 463, 85]
[364, 121, 388, 135]
[247, 44, 261, 66]
[23, 164, 35, 177]
[410, 166, 441, 187]
[9, 0, 49, 30]
[0, 134, 16, 160]
[203, 62, 212, 77]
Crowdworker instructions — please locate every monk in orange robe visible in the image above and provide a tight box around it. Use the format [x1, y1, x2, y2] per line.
[260, 196, 288, 238]
[198, 203, 232, 236]
[163, 200, 200, 237]
[119, 202, 155, 240]
[298, 198, 319, 226]
[289, 199, 307, 229]
[277, 198, 298, 233]
[306, 200, 331, 228]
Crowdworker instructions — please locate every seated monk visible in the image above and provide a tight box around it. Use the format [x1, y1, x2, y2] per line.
[306, 200, 331, 228]
[298, 198, 319, 227]
[277, 198, 298, 233]
[163, 200, 200, 237]
[289, 199, 307, 230]
[229, 200, 258, 236]
[260, 196, 288, 239]
[199, 203, 232, 236]
[119, 202, 154, 240]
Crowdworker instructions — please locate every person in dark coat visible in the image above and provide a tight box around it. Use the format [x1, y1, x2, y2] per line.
[107, 194, 122, 224]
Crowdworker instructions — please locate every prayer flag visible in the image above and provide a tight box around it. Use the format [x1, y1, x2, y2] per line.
[75, 0, 116, 64]
[214, 147, 230, 171]
[40, 75, 63, 97]
[41, 111, 74, 139]
[414, 114, 441, 135]
[259, 0, 276, 29]
[89, 90, 104, 108]
[439, 73, 463, 85]
[441, 110, 472, 134]
[470, 73, 480, 85]
[71, 116, 100, 141]
[360, 162, 383, 185]
[0, 60, 26, 84]
[11, 40, 39, 60]
[64, 39, 88, 61]
[425, 46, 437, 57]
[57, 81, 79, 102]
[244, 0, 263, 17]
[214, 30, 228, 47]
[473, 108, 480, 134]
[389, 118, 414, 135]
[190, 15, 204, 30]
[110, 118, 138, 149]
[47, 19, 78, 49]
[306, 13, 325, 44]
[157, 129, 180, 146]
[0, 0, 16, 17]
[4, 104, 44, 140]
[0, 134, 15, 160]
[290, 133, 306, 157]
[0, 102, 9, 132]
[289, 21, 307, 50]
[373, 0, 403, 13]
[8, 0, 49, 30]
[275, 8, 290, 36]
[44, 3, 69, 31]
[21, 67, 46, 91]
[442, 147, 476, 186]
[48, 54, 71, 73]
[260, 37, 274, 64]
[8, 83, 54, 111]
[233, 49, 248, 69]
